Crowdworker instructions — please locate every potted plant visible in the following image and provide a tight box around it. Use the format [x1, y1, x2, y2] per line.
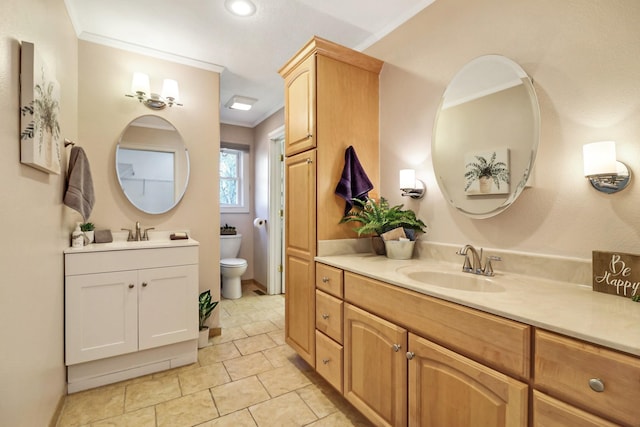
[80, 222, 95, 244]
[198, 289, 218, 348]
[220, 224, 237, 235]
[339, 197, 427, 255]
[464, 152, 509, 193]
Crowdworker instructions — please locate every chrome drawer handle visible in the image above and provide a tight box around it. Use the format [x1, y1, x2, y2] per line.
[322, 358, 330, 365]
[406, 352, 415, 360]
[589, 378, 605, 392]
[392, 344, 402, 352]
[321, 313, 330, 320]
[321, 277, 329, 283]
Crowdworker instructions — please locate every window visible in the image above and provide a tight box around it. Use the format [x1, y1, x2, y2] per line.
[220, 144, 250, 213]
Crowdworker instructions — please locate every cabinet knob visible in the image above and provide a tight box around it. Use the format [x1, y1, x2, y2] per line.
[321, 313, 330, 320]
[321, 276, 330, 283]
[588, 378, 605, 392]
[322, 358, 330, 365]
[406, 352, 415, 360]
[142, 282, 148, 287]
[392, 344, 402, 352]
[306, 158, 312, 164]
[128, 284, 134, 289]
[307, 134, 313, 139]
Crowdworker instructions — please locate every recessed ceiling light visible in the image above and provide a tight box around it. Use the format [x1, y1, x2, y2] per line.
[225, 95, 257, 111]
[224, 0, 256, 17]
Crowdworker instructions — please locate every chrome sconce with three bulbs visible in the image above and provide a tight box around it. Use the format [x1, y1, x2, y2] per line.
[583, 141, 631, 194]
[125, 72, 182, 110]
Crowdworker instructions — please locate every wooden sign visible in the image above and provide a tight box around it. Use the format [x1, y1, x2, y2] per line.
[592, 251, 640, 299]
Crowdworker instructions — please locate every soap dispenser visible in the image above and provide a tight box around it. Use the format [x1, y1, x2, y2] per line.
[71, 222, 83, 248]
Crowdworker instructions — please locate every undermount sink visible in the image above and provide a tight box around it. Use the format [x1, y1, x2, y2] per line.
[397, 267, 505, 292]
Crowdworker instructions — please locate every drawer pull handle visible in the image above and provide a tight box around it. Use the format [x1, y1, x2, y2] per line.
[588, 378, 605, 392]
[128, 284, 134, 289]
[142, 282, 148, 287]
[392, 344, 402, 352]
[322, 358, 330, 365]
[321, 313, 330, 320]
[322, 277, 330, 283]
[406, 352, 415, 360]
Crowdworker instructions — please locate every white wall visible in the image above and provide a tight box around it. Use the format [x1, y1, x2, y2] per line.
[366, 0, 640, 260]
[0, 0, 77, 425]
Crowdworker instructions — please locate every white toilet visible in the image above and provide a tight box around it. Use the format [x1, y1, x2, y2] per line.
[220, 234, 248, 299]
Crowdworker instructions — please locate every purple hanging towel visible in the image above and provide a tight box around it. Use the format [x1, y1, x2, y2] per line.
[334, 145, 374, 215]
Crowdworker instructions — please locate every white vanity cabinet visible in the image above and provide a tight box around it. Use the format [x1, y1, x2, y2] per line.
[64, 242, 199, 392]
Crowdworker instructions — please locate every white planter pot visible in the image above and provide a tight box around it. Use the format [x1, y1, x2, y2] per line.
[198, 328, 210, 348]
[83, 230, 94, 245]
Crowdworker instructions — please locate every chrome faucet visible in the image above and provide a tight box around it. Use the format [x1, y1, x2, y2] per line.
[456, 244, 501, 276]
[135, 221, 142, 241]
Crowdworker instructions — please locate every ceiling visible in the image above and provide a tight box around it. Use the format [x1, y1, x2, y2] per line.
[64, 0, 435, 127]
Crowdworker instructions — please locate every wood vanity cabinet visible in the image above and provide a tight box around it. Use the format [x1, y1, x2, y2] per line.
[64, 245, 199, 392]
[279, 37, 382, 368]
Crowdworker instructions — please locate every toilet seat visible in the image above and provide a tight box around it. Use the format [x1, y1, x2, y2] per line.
[221, 258, 247, 268]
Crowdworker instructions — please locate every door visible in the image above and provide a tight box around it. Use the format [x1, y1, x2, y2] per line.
[65, 271, 138, 364]
[284, 149, 316, 366]
[284, 54, 315, 156]
[344, 303, 408, 427]
[268, 128, 285, 295]
[138, 265, 198, 350]
[408, 333, 528, 427]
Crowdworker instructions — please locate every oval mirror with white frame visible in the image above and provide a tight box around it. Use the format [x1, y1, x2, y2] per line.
[116, 115, 190, 214]
[432, 55, 540, 219]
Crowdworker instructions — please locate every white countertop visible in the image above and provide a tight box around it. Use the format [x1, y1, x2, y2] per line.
[64, 231, 199, 254]
[316, 253, 640, 357]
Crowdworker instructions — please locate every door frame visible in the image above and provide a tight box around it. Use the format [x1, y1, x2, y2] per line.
[267, 125, 285, 294]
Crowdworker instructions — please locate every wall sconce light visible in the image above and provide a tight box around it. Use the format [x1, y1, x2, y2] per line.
[399, 169, 425, 199]
[583, 141, 631, 193]
[225, 95, 257, 111]
[125, 72, 182, 110]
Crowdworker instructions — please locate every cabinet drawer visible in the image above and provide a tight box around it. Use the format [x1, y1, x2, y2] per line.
[535, 329, 640, 426]
[316, 263, 343, 297]
[344, 271, 530, 379]
[315, 330, 343, 393]
[315, 290, 343, 343]
[532, 390, 618, 427]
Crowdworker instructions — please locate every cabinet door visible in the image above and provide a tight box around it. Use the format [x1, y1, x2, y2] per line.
[284, 150, 317, 366]
[408, 333, 528, 427]
[138, 265, 198, 350]
[344, 303, 407, 427]
[65, 271, 138, 364]
[284, 54, 315, 156]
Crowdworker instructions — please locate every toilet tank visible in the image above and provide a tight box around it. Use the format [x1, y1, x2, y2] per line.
[220, 234, 242, 259]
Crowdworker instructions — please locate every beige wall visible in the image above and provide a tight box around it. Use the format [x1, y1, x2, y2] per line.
[78, 41, 221, 325]
[0, 0, 78, 425]
[367, 0, 640, 259]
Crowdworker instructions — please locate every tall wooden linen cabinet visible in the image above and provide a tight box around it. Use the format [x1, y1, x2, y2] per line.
[278, 37, 382, 367]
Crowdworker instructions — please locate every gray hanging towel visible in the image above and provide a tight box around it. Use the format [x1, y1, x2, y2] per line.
[335, 145, 374, 215]
[64, 146, 95, 221]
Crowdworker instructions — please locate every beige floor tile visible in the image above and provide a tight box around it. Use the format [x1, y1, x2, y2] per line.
[223, 352, 274, 380]
[295, 383, 341, 419]
[258, 364, 311, 397]
[221, 312, 253, 327]
[210, 326, 248, 345]
[199, 341, 241, 366]
[267, 329, 285, 345]
[249, 391, 317, 426]
[195, 409, 257, 427]
[58, 384, 125, 427]
[306, 410, 373, 426]
[91, 407, 156, 427]
[179, 362, 231, 395]
[262, 344, 302, 368]
[156, 389, 219, 427]
[153, 362, 200, 379]
[246, 308, 283, 322]
[210, 376, 270, 415]
[242, 320, 279, 336]
[124, 375, 181, 412]
[234, 333, 278, 355]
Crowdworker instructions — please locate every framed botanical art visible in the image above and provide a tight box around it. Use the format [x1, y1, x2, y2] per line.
[464, 148, 510, 195]
[20, 41, 61, 174]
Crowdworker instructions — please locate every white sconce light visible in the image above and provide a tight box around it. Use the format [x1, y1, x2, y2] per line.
[126, 73, 183, 110]
[400, 169, 425, 199]
[225, 95, 257, 111]
[583, 141, 631, 193]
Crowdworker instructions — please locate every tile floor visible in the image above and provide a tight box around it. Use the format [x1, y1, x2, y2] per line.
[56, 284, 372, 427]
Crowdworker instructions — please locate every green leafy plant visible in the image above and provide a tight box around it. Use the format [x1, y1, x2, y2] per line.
[339, 197, 426, 239]
[80, 222, 95, 232]
[464, 152, 509, 191]
[199, 290, 218, 330]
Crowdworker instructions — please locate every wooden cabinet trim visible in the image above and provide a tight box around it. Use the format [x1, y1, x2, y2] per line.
[532, 390, 619, 427]
[344, 271, 531, 379]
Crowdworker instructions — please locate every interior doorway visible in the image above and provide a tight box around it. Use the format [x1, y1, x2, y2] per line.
[267, 126, 285, 294]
